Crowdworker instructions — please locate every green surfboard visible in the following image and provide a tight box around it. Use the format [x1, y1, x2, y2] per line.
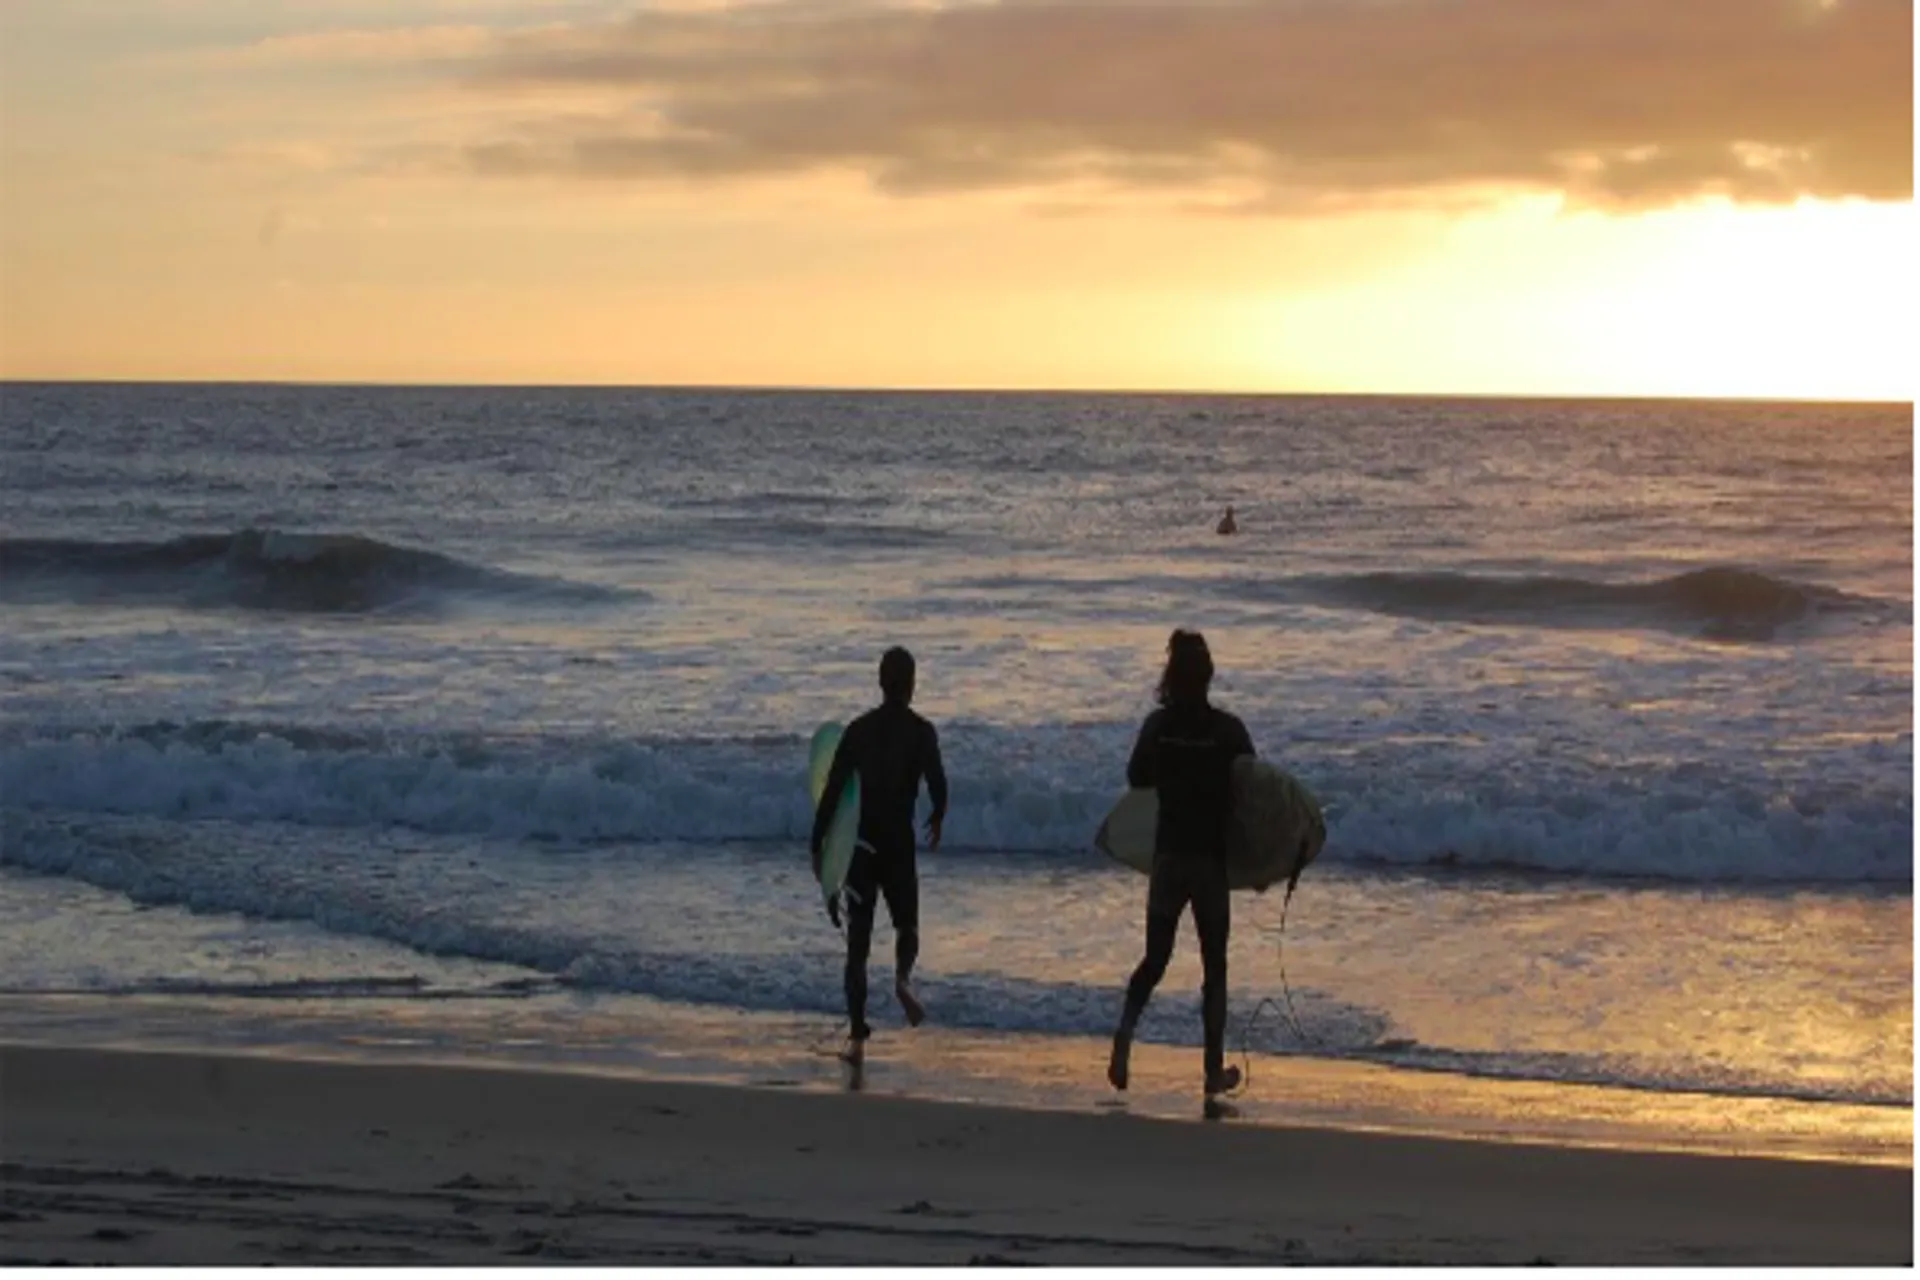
[807, 722, 862, 907]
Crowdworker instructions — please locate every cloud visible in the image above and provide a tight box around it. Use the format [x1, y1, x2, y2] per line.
[441, 0, 1912, 210]
[193, 23, 498, 69]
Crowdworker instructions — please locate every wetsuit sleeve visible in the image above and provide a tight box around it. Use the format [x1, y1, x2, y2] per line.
[811, 729, 858, 861]
[923, 721, 948, 823]
[1226, 712, 1256, 761]
[1126, 711, 1161, 789]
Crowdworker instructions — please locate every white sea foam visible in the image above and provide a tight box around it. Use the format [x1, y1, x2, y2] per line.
[3, 723, 1905, 882]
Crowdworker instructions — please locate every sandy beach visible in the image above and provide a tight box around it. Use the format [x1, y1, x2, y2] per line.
[0, 1042, 1907, 1265]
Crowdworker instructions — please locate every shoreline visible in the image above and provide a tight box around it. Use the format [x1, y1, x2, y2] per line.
[3, 989, 1911, 1169]
[1, 1042, 1911, 1264]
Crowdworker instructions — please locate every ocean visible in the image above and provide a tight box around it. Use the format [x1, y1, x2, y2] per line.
[0, 383, 1910, 1158]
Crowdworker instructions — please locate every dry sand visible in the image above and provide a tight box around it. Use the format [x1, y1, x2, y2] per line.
[0, 1043, 1909, 1265]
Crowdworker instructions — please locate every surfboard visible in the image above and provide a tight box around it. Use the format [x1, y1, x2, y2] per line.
[1093, 757, 1326, 893]
[807, 722, 862, 907]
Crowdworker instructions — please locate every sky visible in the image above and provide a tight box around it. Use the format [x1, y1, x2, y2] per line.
[0, 0, 1913, 399]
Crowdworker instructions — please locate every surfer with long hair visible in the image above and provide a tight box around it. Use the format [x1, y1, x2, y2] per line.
[811, 646, 948, 1066]
[1107, 629, 1256, 1099]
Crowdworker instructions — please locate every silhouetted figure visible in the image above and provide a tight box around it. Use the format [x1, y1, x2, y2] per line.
[811, 647, 948, 1066]
[1216, 505, 1238, 536]
[1108, 629, 1255, 1099]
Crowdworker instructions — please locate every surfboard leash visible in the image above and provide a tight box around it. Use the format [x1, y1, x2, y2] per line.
[809, 1019, 859, 1060]
[1227, 999, 1274, 1098]
[1274, 880, 1313, 1049]
[802, 882, 851, 1058]
[1224, 881, 1313, 1099]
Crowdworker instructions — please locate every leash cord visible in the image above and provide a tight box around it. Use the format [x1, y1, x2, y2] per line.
[1222, 881, 1312, 1099]
[807, 887, 853, 1058]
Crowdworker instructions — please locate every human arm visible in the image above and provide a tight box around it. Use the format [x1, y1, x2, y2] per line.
[923, 722, 947, 851]
[1126, 710, 1161, 789]
[1225, 711, 1256, 762]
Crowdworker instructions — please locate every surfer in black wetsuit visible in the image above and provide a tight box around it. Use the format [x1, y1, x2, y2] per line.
[811, 646, 948, 1065]
[1108, 629, 1255, 1099]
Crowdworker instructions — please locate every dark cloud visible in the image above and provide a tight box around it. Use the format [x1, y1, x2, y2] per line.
[453, 0, 1913, 209]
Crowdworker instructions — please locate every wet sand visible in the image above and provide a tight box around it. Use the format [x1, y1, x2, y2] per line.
[0, 1043, 1909, 1265]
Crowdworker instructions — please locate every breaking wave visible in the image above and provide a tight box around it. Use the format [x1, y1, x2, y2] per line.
[1, 720, 1907, 884]
[1277, 566, 1886, 641]
[0, 529, 638, 615]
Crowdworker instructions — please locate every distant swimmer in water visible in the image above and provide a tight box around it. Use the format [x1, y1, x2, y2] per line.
[1216, 505, 1238, 536]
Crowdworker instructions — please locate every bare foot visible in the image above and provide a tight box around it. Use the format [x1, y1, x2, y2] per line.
[895, 980, 925, 1028]
[840, 1038, 865, 1068]
[1107, 1032, 1132, 1091]
[1205, 1065, 1242, 1096]
[1203, 1096, 1239, 1121]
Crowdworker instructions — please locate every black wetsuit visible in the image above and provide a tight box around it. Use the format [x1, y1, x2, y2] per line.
[811, 700, 947, 1041]
[1121, 699, 1256, 1081]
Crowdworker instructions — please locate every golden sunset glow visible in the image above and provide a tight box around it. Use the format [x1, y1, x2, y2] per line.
[1, 0, 1912, 399]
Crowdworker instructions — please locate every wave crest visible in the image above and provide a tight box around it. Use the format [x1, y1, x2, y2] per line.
[0, 529, 638, 615]
[1287, 566, 1880, 640]
[1, 722, 1906, 884]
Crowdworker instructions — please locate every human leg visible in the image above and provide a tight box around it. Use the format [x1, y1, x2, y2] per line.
[878, 851, 924, 1026]
[1110, 856, 1191, 1090]
[842, 850, 882, 1042]
[1192, 855, 1236, 1093]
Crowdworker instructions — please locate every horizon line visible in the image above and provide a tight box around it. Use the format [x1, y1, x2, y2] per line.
[0, 376, 1907, 410]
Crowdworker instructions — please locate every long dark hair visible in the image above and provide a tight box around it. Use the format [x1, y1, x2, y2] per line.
[1155, 629, 1214, 707]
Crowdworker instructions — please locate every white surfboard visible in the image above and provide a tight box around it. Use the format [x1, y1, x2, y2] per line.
[807, 722, 862, 907]
[1094, 757, 1326, 893]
